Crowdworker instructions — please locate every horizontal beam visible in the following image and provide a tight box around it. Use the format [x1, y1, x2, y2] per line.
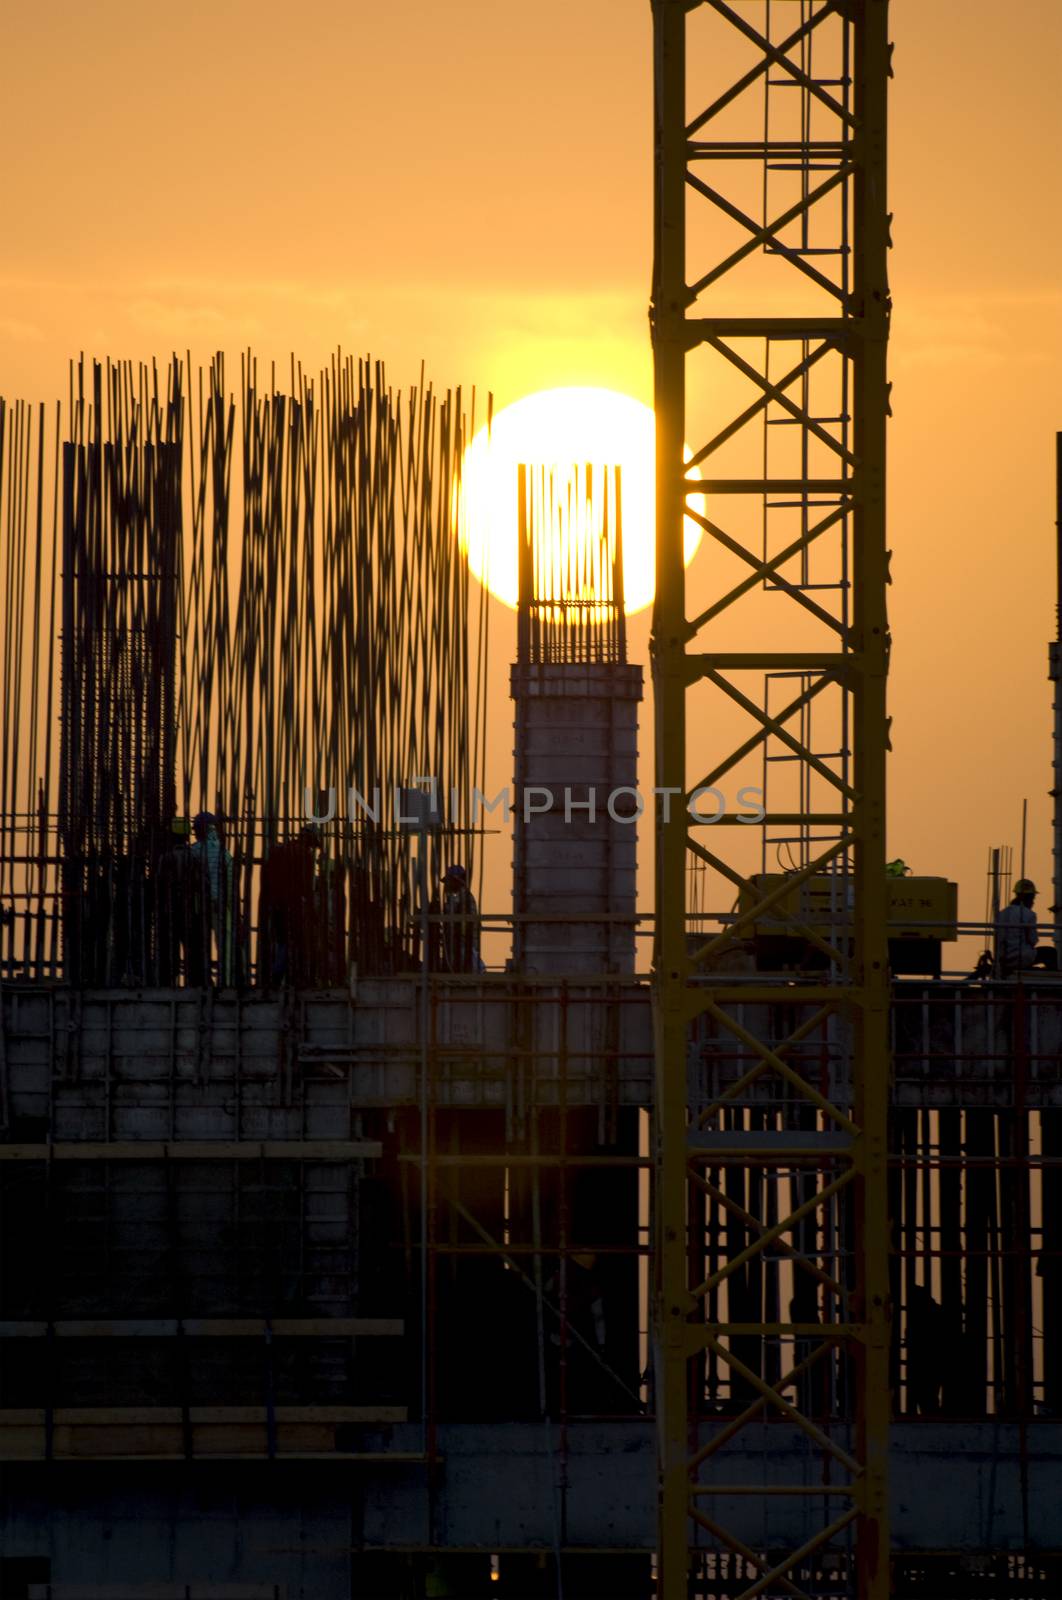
[0, 1318, 403, 1338]
[688, 142, 847, 160]
[687, 316, 850, 342]
[690, 1484, 856, 1497]
[0, 1140, 381, 1161]
[688, 1131, 853, 1155]
[695, 478, 849, 495]
[24, 1588, 291, 1600]
[0, 1406, 407, 1424]
[0, 1406, 409, 1462]
[687, 652, 849, 675]
[698, 815, 849, 830]
[397, 1153, 650, 1168]
[687, 985, 855, 1004]
[689, 1324, 864, 1341]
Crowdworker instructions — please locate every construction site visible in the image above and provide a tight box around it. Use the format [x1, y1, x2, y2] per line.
[0, 2, 1060, 1597]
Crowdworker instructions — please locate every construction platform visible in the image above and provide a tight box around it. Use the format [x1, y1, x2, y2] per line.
[1, 977, 1060, 1595]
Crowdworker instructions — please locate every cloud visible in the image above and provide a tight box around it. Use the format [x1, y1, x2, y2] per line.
[126, 297, 264, 340]
[891, 291, 1061, 372]
[0, 316, 44, 342]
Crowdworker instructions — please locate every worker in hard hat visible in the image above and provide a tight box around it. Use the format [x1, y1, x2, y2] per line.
[189, 812, 237, 986]
[314, 831, 347, 985]
[546, 1252, 607, 1355]
[259, 824, 324, 987]
[995, 879, 1055, 976]
[156, 817, 194, 984]
[439, 863, 483, 973]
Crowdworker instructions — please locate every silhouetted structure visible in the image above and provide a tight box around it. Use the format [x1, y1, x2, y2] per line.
[0, 354, 486, 987]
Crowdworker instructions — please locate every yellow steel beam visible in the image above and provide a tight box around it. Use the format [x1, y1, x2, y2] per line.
[851, 6, 893, 1593]
[650, 2, 892, 1595]
[651, 2, 694, 1594]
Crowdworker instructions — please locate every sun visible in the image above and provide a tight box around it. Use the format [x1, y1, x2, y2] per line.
[459, 387, 704, 614]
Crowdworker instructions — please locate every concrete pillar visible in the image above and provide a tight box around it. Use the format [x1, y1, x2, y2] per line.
[511, 660, 643, 974]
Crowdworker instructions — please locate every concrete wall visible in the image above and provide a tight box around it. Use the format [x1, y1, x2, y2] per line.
[0, 984, 655, 1126]
[3, 1422, 1061, 1593]
[0, 1466, 354, 1598]
[6, 979, 1062, 1133]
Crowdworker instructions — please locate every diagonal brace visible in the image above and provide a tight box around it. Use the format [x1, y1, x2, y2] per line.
[703, 666, 856, 801]
[690, 670, 838, 796]
[687, 834, 849, 967]
[687, 164, 853, 304]
[693, 1168, 856, 1299]
[704, 1331, 861, 1474]
[696, 1002, 841, 1127]
[684, 502, 849, 641]
[687, 338, 839, 468]
[700, 999, 858, 1134]
[687, 0, 851, 135]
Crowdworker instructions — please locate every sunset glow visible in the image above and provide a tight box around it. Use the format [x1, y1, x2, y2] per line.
[459, 387, 704, 613]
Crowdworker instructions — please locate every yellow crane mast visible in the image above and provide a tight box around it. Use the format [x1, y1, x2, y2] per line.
[650, 2, 892, 1595]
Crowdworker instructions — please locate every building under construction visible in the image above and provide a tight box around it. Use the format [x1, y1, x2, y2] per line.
[1, 3, 1061, 1597]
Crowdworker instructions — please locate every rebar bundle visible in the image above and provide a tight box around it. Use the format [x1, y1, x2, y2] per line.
[516, 462, 626, 667]
[0, 353, 489, 984]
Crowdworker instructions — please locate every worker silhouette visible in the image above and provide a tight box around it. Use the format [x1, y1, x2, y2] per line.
[995, 879, 1057, 977]
[188, 812, 236, 986]
[155, 818, 194, 984]
[259, 824, 324, 987]
[313, 842, 347, 985]
[905, 1283, 948, 1415]
[543, 1252, 616, 1412]
[437, 863, 482, 973]
[347, 853, 386, 975]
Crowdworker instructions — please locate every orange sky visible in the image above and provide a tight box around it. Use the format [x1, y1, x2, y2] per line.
[3, 2, 1062, 954]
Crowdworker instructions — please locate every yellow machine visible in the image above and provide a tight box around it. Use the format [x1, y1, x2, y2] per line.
[737, 873, 958, 976]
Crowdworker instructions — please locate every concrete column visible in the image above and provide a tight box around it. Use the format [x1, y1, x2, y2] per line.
[511, 661, 643, 974]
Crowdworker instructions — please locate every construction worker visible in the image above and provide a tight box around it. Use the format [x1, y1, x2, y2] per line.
[155, 817, 194, 984]
[886, 858, 911, 878]
[189, 812, 236, 986]
[259, 823, 323, 987]
[439, 863, 482, 973]
[110, 830, 153, 987]
[574, 1251, 607, 1356]
[314, 837, 347, 985]
[904, 1282, 948, 1416]
[995, 878, 1055, 977]
[347, 852, 386, 975]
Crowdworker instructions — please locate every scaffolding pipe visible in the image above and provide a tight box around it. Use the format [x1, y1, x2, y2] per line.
[1051, 431, 1062, 958]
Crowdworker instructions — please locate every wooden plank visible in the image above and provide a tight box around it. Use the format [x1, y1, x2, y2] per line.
[29, 1586, 283, 1599]
[0, 1406, 409, 1461]
[42, 1453, 428, 1467]
[0, 1140, 381, 1161]
[0, 1318, 403, 1339]
[0, 1427, 43, 1459]
[0, 1429, 422, 1465]
[53, 1425, 338, 1458]
[0, 1406, 407, 1425]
